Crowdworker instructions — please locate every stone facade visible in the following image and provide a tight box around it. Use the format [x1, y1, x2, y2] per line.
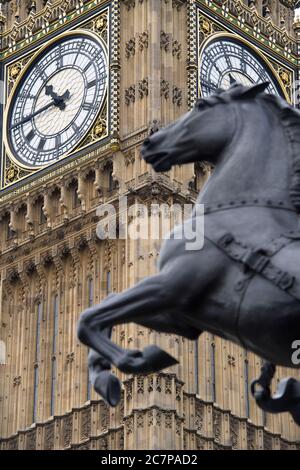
[0, 0, 300, 450]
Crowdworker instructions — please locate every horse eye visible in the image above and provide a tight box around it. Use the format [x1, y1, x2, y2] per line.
[196, 99, 206, 110]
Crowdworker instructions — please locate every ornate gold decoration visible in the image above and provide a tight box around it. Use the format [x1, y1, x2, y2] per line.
[79, 102, 108, 148]
[272, 64, 292, 101]
[9, 64, 21, 81]
[5, 162, 19, 184]
[88, 11, 108, 44]
[7, 55, 33, 94]
[0, 3, 6, 27]
[199, 14, 222, 44]
[200, 17, 212, 36]
[94, 119, 107, 139]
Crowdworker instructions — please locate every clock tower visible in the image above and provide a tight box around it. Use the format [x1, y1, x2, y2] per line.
[0, 0, 300, 450]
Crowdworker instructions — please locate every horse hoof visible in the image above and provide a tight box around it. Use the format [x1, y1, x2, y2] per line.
[116, 350, 145, 373]
[93, 370, 121, 407]
[116, 346, 178, 374]
[143, 345, 178, 371]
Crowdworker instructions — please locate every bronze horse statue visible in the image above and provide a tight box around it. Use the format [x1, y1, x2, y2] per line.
[77, 83, 300, 424]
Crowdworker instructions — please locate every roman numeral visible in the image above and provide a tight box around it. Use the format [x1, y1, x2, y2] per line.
[83, 61, 92, 73]
[83, 103, 92, 111]
[35, 64, 48, 81]
[55, 135, 61, 148]
[87, 79, 97, 89]
[38, 138, 46, 151]
[82, 102, 98, 112]
[25, 129, 35, 143]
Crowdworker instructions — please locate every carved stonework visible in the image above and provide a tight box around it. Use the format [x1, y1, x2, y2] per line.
[138, 31, 149, 51]
[148, 119, 161, 135]
[125, 85, 136, 105]
[195, 401, 204, 433]
[121, 0, 136, 10]
[81, 408, 91, 441]
[99, 436, 108, 450]
[165, 376, 172, 394]
[230, 417, 239, 450]
[66, 352, 74, 364]
[171, 0, 187, 11]
[172, 40, 182, 59]
[172, 86, 182, 106]
[8, 437, 18, 450]
[13, 375, 21, 386]
[26, 429, 36, 450]
[138, 78, 149, 99]
[227, 354, 236, 366]
[213, 409, 222, 444]
[148, 409, 154, 426]
[99, 402, 109, 432]
[264, 431, 273, 450]
[160, 31, 171, 52]
[247, 423, 256, 450]
[125, 37, 136, 58]
[8, 269, 19, 284]
[137, 375, 144, 394]
[124, 150, 135, 166]
[196, 436, 206, 450]
[25, 260, 36, 276]
[63, 415, 72, 449]
[165, 412, 172, 429]
[148, 375, 154, 392]
[137, 411, 144, 428]
[44, 423, 54, 450]
[161, 79, 170, 99]
[155, 375, 162, 392]
[125, 417, 134, 435]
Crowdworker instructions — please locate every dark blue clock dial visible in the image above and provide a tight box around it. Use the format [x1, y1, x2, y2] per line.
[199, 37, 283, 98]
[6, 32, 107, 168]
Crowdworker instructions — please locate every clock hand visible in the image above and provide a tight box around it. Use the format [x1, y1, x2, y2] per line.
[229, 73, 237, 85]
[10, 100, 57, 130]
[45, 86, 70, 110]
[10, 89, 71, 130]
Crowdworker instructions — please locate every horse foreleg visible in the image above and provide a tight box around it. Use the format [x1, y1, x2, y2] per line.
[77, 273, 179, 375]
[85, 294, 122, 406]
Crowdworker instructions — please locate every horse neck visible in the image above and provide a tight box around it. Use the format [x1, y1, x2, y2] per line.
[199, 100, 293, 210]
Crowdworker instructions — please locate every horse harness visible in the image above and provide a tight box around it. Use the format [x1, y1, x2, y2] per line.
[208, 229, 300, 302]
[206, 228, 300, 424]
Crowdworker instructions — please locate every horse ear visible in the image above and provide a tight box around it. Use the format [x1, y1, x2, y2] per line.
[240, 82, 270, 99]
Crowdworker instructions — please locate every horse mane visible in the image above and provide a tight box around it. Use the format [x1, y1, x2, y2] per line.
[196, 84, 300, 212]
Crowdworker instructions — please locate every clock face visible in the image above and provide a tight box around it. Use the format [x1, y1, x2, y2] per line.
[5, 31, 107, 168]
[199, 37, 283, 98]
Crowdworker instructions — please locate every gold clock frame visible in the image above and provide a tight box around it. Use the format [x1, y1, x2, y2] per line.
[198, 32, 290, 103]
[3, 28, 109, 172]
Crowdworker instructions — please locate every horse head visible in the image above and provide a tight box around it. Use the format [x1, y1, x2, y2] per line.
[142, 82, 300, 214]
[141, 83, 268, 170]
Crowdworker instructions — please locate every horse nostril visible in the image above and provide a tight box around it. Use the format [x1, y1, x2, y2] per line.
[144, 138, 150, 145]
